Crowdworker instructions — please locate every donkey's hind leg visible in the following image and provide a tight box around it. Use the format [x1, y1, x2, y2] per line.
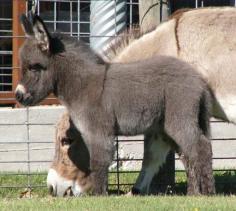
[198, 134, 215, 194]
[166, 122, 215, 195]
[182, 147, 202, 195]
[132, 133, 171, 195]
[165, 122, 203, 195]
[179, 134, 215, 195]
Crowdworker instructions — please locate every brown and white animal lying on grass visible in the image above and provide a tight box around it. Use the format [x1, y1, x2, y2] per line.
[45, 7, 236, 196]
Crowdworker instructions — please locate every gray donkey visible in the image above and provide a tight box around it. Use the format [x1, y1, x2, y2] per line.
[15, 14, 218, 195]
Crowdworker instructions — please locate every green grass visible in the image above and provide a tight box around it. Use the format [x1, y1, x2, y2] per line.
[0, 172, 48, 198]
[0, 196, 236, 211]
[0, 171, 236, 211]
[0, 171, 236, 198]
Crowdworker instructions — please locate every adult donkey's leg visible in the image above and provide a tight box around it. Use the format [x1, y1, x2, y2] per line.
[132, 133, 171, 195]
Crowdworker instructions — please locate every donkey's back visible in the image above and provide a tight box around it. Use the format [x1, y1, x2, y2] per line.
[87, 55, 215, 195]
[98, 55, 212, 136]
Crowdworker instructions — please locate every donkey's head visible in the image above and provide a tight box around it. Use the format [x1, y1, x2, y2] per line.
[47, 113, 92, 197]
[15, 14, 57, 106]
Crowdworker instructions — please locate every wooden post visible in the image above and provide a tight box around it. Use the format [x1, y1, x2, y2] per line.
[139, 0, 160, 33]
[139, 0, 175, 194]
[139, 0, 169, 33]
[12, 0, 26, 92]
[11, 0, 59, 106]
[0, 0, 27, 106]
[0, 0, 26, 105]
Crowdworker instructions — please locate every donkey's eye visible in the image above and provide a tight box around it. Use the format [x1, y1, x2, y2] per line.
[61, 138, 73, 146]
[29, 63, 45, 72]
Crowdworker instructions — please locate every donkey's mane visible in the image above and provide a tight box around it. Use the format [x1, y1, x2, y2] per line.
[102, 26, 147, 62]
[103, 8, 193, 62]
[169, 8, 192, 20]
[51, 33, 106, 65]
[50, 8, 193, 63]
[50, 8, 193, 64]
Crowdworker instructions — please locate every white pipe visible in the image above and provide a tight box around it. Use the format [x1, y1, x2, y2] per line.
[90, 0, 127, 54]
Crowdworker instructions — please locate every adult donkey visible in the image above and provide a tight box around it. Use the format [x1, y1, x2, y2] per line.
[15, 14, 220, 195]
[104, 7, 236, 194]
[47, 112, 92, 196]
[110, 7, 236, 124]
[47, 7, 235, 196]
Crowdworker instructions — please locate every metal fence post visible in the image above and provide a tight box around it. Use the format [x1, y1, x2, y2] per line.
[90, 0, 127, 54]
[230, 0, 236, 6]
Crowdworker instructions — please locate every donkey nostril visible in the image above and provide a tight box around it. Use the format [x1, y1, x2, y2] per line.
[48, 185, 54, 196]
[15, 91, 23, 102]
[63, 186, 73, 197]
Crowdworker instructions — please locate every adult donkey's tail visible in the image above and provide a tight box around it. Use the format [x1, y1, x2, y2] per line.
[198, 90, 211, 137]
[210, 90, 229, 122]
[198, 85, 228, 136]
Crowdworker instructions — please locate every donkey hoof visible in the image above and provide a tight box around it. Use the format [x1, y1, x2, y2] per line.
[131, 187, 141, 195]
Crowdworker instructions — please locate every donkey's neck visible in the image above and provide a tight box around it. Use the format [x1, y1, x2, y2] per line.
[53, 39, 107, 109]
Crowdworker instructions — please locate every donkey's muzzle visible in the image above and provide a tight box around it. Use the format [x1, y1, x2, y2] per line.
[15, 91, 24, 103]
[15, 91, 33, 105]
[48, 185, 55, 196]
[15, 83, 34, 106]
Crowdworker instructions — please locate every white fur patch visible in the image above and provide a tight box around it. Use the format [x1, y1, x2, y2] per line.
[15, 84, 26, 94]
[134, 136, 171, 193]
[47, 168, 73, 197]
[47, 168, 84, 197]
[71, 182, 83, 197]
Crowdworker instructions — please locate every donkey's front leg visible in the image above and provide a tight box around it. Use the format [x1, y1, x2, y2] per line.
[86, 135, 114, 195]
[90, 159, 110, 195]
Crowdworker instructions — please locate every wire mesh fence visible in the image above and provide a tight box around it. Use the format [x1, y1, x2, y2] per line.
[0, 107, 236, 196]
[1, 0, 236, 197]
[0, 1, 13, 92]
[1, 0, 236, 97]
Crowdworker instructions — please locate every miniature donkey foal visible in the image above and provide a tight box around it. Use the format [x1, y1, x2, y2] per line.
[15, 14, 216, 195]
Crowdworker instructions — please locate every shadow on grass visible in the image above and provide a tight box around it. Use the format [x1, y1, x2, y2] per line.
[108, 170, 236, 196]
[1, 170, 236, 197]
[174, 170, 236, 195]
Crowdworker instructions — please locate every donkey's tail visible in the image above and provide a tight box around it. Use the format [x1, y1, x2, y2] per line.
[198, 90, 211, 137]
[199, 86, 229, 137]
[209, 89, 229, 122]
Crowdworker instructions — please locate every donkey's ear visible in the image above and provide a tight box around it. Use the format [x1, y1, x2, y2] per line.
[32, 15, 51, 52]
[20, 14, 34, 37]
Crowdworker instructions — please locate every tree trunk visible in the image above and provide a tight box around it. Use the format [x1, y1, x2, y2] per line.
[139, 0, 160, 33]
[139, 0, 169, 33]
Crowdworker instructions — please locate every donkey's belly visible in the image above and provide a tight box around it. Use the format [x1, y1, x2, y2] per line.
[116, 113, 159, 136]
